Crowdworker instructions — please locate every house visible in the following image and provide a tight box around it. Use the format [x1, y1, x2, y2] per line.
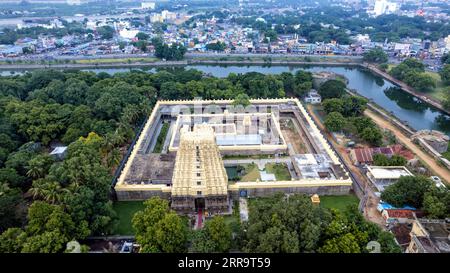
[349, 145, 414, 165]
[304, 90, 322, 104]
[382, 209, 416, 224]
[366, 166, 414, 192]
[406, 219, 450, 253]
[350, 146, 394, 165]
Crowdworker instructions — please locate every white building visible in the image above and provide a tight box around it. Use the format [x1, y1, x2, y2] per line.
[141, 1, 156, 10]
[366, 166, 414, 192]
[150, 13, 163, 23]
[67, 0, 83, 5]
[373, 0, 398, 17]
[119, 29, 139, 40]
[445, 35, 450, 52]
[304, 90, 322, 104]
[161, 10, 177, 21]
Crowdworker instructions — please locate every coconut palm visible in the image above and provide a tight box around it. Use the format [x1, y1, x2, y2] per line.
[106, 148, 122, 169]
[28, 179, 67, 204]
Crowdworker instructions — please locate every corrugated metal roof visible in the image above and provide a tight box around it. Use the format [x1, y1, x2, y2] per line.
[216, 134, 261, 146]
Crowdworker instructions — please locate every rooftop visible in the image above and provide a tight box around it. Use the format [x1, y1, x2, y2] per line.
[367, 166, 413, 180]
[384, 209, 415, 219]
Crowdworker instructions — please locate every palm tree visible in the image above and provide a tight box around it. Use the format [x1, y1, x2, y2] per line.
[28, 179, 48, 200]
[43, 182, 62, 204]
[107, 148, 122, 169]
[112, 129, 126, 146]
[28, 179, 66, 204]
[26, 162, 45, 179]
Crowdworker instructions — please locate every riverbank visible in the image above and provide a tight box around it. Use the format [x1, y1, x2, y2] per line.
[365, 109, 450, 184]
[0, 56, 447, 115]
[0, 55, 363, 71]
[362, 63, 450, 116]
[0, 59, 448, 135]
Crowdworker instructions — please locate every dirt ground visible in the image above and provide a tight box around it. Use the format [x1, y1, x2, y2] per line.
[280, 118, 310, 154]
[365, 109, 450, 184]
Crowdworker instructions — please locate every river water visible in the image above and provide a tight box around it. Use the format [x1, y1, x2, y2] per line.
[2, 64, 449, 135]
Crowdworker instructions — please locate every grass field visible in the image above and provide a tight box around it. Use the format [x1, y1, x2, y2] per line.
[112, 201, 145, 235]
[319, 195, 360, 211]
[387, 64, 447, 103]
[152, 122, 169, 153]
[265, 163, 291, 181]
[424, 71, 447, 102]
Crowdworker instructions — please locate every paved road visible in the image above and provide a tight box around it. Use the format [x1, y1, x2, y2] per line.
[365, 109, 450, 184]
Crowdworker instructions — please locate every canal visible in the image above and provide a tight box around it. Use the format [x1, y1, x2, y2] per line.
[2, 64, 450, 135]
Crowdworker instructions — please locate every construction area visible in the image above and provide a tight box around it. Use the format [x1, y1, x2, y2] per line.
[113, 98, 353, 215]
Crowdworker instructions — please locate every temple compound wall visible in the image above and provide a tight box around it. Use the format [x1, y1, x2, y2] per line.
[113, 98, 353, 214]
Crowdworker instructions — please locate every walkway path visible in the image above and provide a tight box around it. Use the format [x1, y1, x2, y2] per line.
[365, 109, 450, 183]
[239, 198, 249, 222]
[306, 105, 386, 227]
[195, 209, 204, 230]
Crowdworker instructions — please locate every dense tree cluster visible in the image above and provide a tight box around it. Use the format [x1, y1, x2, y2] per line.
[363, 48, 388, 64]
[205, 41, 227, 52]
[190, 216, 232, 253]
[130, 194, 400, 253]
[0, 69, 164, 251]
[152, 38, 187, 61]
[320, 81, 383, 146]
[389, 59, 436, 92]
[0, 68, 315, 252]
[240, 193, 400, 253]
[96, 26, 115, 40]
[318, 79, 346, 99]
[372, 154, 407, 166]
[132, 198, 189, 253]
[381, 176, 450, 219]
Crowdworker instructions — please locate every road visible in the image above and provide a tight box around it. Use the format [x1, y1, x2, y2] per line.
[306, 105, 386, 227]
[365, 109, 450, 183]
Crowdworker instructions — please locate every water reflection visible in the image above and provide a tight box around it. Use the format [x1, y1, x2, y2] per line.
[383, 87, 428, 113]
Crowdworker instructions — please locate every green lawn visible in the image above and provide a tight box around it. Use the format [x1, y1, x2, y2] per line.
[387, 64, 447, 103]
[424, 71, 448, 102]
[265, 163, 291, 181]
[152, 122, 169, 153]
[319, 195, 359, 211]
[113, 201, 145, 235]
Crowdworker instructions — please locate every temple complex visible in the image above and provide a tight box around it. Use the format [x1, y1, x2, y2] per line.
[113, 98, 353, 216]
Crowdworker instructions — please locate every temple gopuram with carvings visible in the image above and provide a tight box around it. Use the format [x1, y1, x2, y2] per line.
[113, 98, 352, 215]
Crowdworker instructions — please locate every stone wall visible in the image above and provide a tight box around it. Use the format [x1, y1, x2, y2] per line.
[115, 189, 170, 201]
[229, 185, 351, 199]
